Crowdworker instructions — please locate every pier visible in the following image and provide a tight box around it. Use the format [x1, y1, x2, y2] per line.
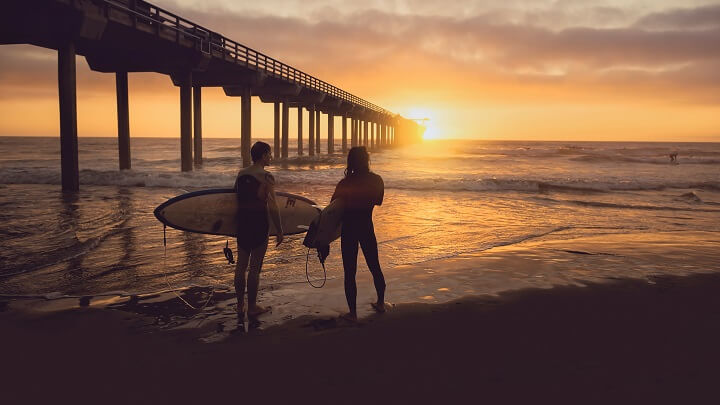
[0, 0, 423, 191]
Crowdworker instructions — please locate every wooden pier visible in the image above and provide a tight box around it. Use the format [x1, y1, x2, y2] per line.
[0, 0, 423, 191]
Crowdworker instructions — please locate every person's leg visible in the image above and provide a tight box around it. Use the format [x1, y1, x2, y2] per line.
[359, 225, 386, 311]
[234, 243, 251, 315]
[341, 231, 360, 319]
[247, 238, 269, 315]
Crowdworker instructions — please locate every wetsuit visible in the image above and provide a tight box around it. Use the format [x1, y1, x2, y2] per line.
[233, 169, 275, 315]
[331, 171, 386, 313]
[234, 173, 269, 252]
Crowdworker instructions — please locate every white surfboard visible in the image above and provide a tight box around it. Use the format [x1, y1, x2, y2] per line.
[303, 198, 343, 248]
[154, 189, 319, 237]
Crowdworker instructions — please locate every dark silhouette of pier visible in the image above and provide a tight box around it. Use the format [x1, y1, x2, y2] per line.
[1, 0, 425, 191]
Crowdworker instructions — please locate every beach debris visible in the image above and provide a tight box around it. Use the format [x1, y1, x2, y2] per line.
[78, 296, 91, 307]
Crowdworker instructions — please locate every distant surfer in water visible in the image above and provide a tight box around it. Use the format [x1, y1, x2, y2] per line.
[234, 141, 284, 326]
[331, 146, 386, 322]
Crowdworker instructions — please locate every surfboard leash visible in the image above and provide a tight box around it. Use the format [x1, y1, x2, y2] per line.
[305, 247, 327, 288]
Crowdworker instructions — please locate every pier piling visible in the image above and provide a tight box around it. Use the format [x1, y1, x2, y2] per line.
[273, 102, 280, 159]
[327, 112, 334, 154]
[315, 109, 321, 154]
[351, 118, 357, 147]
[193, 85, 202, 166]
[363, 120, 369, 147]
[179, 71, 193, 172]
[58, 42, 79, 191]
[115, 72, 131, 170]
[342, 115, 348, 153]
[308, 105, 315, 156]
[281, 101, 289, 159]
[297, 106, 303, 156]
[240, 86, 251, 167]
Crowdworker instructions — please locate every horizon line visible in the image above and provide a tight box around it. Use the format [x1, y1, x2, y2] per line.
[1, 135, 719, 143]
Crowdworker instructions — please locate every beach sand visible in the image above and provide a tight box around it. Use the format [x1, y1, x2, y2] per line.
[2, 232, 720, 403]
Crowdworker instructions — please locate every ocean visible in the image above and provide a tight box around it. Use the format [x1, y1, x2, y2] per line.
[1, 136, 719, 301]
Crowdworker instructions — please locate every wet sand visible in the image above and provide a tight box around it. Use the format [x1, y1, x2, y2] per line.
[2, 233, 720, 403]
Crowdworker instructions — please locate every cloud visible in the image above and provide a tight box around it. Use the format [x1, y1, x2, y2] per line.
[171, 4, 720, 95]
[172, 5, 720, 69]
[634, 4, 720, 30]
[1, 2, 720, 106]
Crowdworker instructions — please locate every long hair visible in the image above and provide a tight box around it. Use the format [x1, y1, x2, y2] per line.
[344, 146, 370, 178]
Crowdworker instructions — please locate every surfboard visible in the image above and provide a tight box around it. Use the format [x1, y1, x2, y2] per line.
[303, 198, 343, 248]
[154, 189, 319, 237]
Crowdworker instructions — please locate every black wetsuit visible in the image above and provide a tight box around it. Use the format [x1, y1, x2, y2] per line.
[331, 171, 386, 312]
[234, 174, 269, 252]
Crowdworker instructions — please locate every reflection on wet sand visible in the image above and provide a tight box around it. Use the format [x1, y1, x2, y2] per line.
[61, 191, 85, 290]
[116, 188, 136, 275]
[81, 188, 137, 285]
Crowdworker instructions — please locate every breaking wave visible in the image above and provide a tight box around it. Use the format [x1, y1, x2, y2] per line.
[2, 167, 719, 194]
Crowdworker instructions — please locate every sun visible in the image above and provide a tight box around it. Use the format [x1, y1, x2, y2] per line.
[422, 123, 440, 139]
[404, 107, 441, 139]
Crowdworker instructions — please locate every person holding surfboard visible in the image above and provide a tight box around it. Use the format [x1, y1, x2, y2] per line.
[331, 146, 386, 321]
[233, 141, 284, 325]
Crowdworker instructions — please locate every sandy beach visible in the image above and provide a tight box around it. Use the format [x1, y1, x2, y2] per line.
[3, 231, 720, 404]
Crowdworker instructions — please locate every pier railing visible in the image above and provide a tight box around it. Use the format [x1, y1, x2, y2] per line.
[97, 0, 391, 115]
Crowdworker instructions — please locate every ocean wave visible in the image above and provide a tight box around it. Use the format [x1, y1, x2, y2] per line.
[2, 167, 720, 194]
[570, 154, 720, 165]
[451, 143, 720, 164]
[201, 154, 345, 167]
[378, 178, 720, 194]
[531, 196, 720, 212]
[209, 146, 243, 153]
[0, 233, 106, 278]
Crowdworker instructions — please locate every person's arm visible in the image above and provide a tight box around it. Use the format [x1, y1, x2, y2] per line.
[265, 173, 284, 246]
[374, 175, 384, 206]
[331, 179, 344, 202]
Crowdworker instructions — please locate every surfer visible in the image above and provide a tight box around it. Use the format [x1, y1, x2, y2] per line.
[331, 146, 386, 322]
[233, 141, 284, 324]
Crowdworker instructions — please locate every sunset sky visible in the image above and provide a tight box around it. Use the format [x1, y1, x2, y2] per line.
[1, 0, 719, 141]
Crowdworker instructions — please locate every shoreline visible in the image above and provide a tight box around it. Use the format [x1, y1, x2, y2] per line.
[4, 231, 718, 335]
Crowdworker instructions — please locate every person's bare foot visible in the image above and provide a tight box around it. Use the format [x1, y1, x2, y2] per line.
[371, 302, 386, 313]
[339, 312, 357, 323]
[247, 305, 271, 317]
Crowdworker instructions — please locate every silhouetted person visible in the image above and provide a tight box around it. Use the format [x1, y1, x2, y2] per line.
[331, 146, 386, 321]
[234, 141, 283, 326]
[669, 152, 678, 163]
